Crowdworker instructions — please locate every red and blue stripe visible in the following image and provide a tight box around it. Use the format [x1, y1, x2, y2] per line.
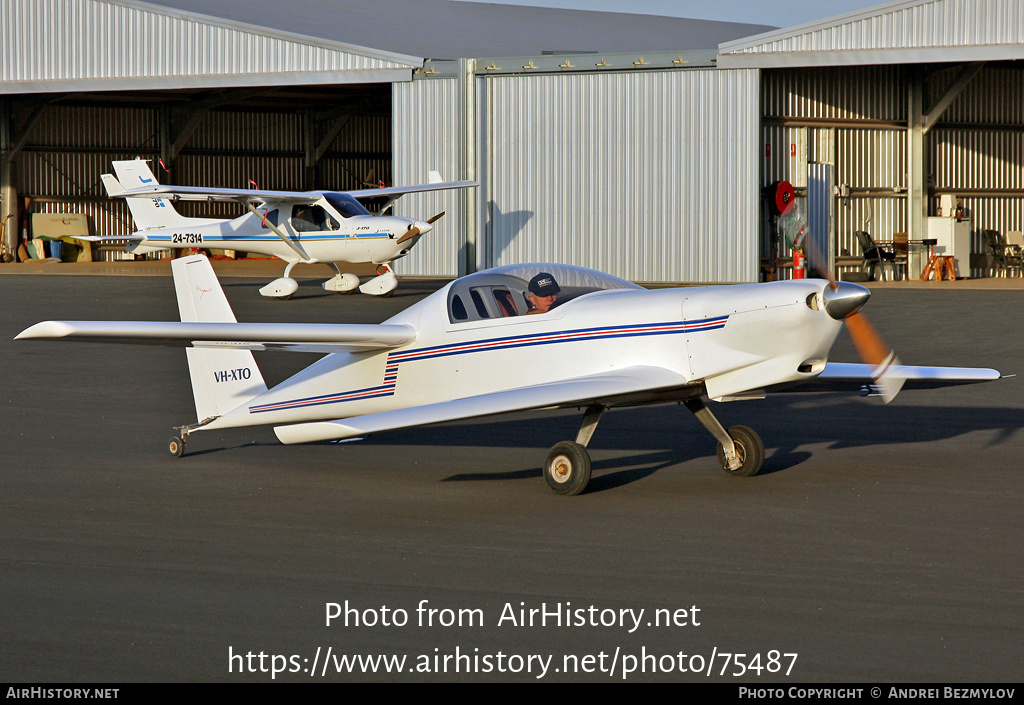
[250, 316, 727, 415]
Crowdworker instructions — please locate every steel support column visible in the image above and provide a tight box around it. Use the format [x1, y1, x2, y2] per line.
[908, 67, 927, 241]
[460, 57, 477, 276]
[0, 99, 16, 258]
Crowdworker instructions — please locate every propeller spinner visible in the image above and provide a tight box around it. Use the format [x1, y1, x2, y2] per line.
[396, 212, 444, 245]
[803, 228, 905, 402]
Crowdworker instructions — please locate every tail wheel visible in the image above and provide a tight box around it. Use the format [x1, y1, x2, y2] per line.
[544, 441, 592, 495]
[716, 425, 764, 477]
[168, 436, 186, 458]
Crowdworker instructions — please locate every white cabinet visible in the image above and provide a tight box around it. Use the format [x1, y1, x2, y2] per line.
[927, 218, 971, 277]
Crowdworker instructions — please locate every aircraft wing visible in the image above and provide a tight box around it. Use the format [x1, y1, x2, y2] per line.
[15, 321, 416, 354]
[113, 180, 477, 205]
[344, 180, 477, 202]
[769, 362, 1004, 395]
[274, 366, 691, 445]
[114, 184, 322, 204]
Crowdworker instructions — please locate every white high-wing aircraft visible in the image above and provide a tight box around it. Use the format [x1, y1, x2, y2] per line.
[17, 255, 1001, 495]
[91, 160, 476, 298]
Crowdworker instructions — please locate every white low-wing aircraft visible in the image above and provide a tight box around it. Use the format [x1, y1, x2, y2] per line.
[17, 255, 1001, 495]
[89, 160, 476, 298]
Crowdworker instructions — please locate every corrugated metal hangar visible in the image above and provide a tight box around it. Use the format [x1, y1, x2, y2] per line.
[1, 0, 1022, 283]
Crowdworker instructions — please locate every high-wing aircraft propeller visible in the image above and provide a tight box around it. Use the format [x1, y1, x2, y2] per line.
[397, 212, 445, 245]
[16, 255, 1002, 495]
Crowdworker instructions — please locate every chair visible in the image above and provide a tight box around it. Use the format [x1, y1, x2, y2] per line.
[892, 231, 909, 280]
[1007, 232, 1024, 277]
[982, 230, 1022, 277]
[855, 230, 897, 281]
[1007, 244, 1023, 277]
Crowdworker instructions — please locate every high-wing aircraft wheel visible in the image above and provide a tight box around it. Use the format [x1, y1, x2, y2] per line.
[259, 277, 299, 299]
[715, 426, 763, 477]
[544, 441, 592, 495]
[168, 436, 186, 458]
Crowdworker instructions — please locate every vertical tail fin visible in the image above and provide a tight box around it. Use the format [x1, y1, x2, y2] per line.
[172, 255, 268, 422]
[110, 159, 192, 230]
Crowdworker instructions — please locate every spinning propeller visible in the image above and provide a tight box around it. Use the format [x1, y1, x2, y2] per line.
[799, 219, 906, 403]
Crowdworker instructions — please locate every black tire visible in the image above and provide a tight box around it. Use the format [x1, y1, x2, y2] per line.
[715, 425, 764, 477]
[168, 436, 186, 458]
[544, 441, 592, 495]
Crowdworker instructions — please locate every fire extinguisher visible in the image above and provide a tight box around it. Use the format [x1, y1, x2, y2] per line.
[793, 249, 806, 279]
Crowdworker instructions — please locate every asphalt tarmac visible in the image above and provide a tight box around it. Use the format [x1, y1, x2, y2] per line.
[1, 270, 1022, 683]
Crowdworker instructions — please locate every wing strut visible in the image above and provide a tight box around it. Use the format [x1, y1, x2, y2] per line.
[244, 202, 312, 262]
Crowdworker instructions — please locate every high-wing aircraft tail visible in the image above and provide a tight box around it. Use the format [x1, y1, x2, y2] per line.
[172, 255, 269, 422]
[108, 160, 193, 231]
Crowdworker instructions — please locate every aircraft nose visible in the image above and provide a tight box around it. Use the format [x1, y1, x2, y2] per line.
[822, 281, 870, 320]
[414, 219, 433, 234]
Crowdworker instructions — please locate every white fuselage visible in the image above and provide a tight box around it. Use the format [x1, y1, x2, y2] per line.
[134, 211, 423, 265]
[204, 279, 845, 432]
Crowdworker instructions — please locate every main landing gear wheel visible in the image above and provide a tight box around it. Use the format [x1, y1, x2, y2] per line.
[544, 441, 592, 495]
[168, 436, 186, 458]
[259, 276, 299, 299]
[716, 425, 764, 477]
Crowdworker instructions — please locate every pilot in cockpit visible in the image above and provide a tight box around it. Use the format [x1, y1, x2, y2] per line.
[526, 272, 561, 314]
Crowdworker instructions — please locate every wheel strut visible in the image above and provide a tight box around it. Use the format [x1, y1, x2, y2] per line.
[684, 398, 739, 469]
[575, 404, 605, 447]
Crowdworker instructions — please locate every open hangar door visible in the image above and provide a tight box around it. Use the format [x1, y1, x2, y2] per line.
[4, 83, 393, 261]
[760, 62, 1024, 282]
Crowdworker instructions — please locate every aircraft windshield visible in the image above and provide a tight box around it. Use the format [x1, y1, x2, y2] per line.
[447, 263, 642, 324]
[323, 192, 372, 218]
[484, 264, 643, 293]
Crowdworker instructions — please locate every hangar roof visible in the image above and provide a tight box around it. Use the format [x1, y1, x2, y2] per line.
[0, 0, 774, 95]
[145, 0, 775, 59]
[718, 0, 1024, 68]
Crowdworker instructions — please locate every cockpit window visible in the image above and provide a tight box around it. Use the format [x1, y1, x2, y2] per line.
[446, 264, 641, 324]
[493, 288, 520, 317]
[323, 192, 372, 218]
[451, 295, 468, 321]
[469, 289, 489, 318]
[291, 205, 338, 231]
